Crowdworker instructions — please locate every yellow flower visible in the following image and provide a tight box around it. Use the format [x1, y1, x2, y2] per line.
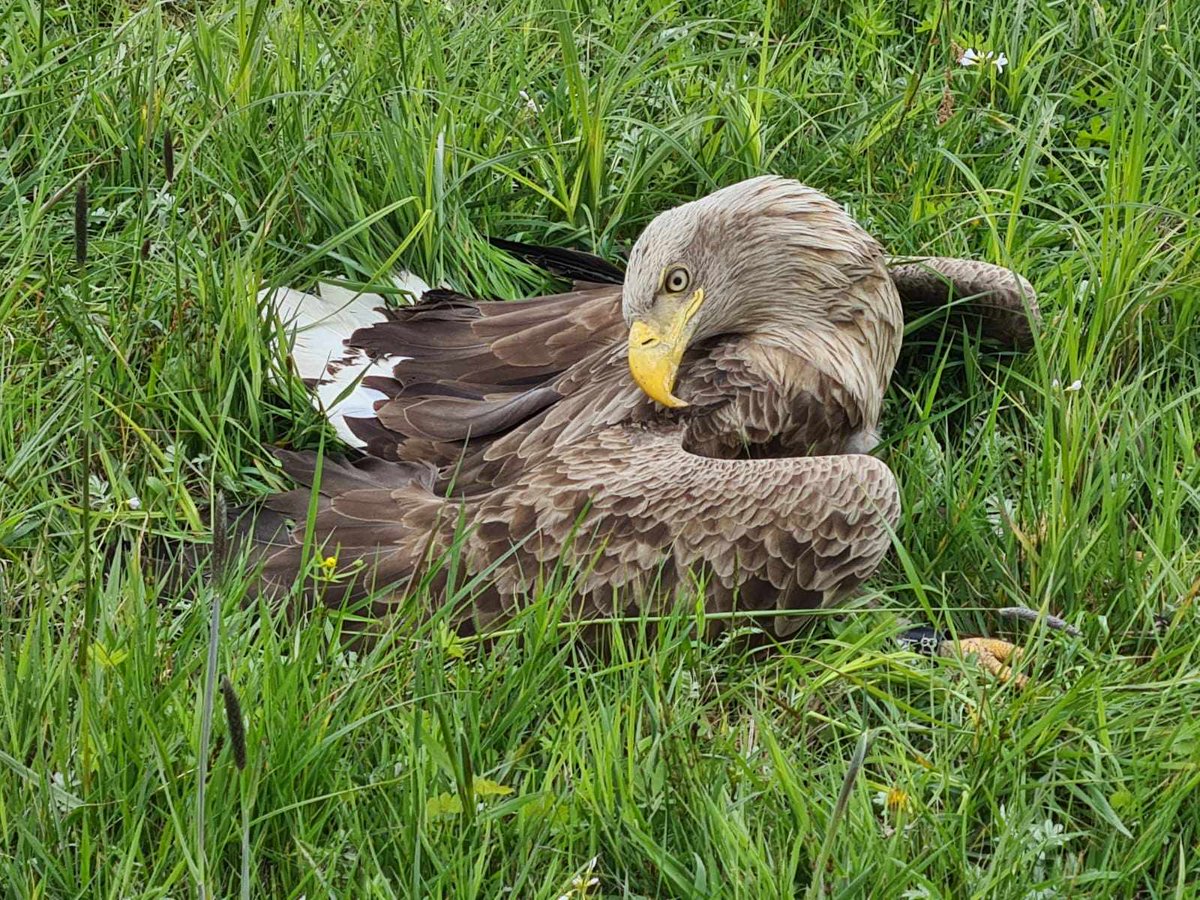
[875, 786, 913, 815]
[886, 786, 912, 813]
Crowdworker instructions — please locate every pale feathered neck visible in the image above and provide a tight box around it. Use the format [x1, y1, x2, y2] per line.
[750, 272, 903, 431]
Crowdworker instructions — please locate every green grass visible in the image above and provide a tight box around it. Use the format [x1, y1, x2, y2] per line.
[2, 0, 1199, 896]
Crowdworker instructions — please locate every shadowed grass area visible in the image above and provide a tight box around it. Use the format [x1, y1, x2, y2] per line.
[1, 0, 1198, 896]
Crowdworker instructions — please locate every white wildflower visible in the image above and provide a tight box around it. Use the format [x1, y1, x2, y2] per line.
[959, 47, 1009, 73]
[557, 856, 600, 899]
[518, 90, 540, 114]
[127, 496, 142, 510]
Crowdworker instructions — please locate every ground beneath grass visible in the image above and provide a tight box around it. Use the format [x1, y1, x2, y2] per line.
[1, 1, 1198, 897]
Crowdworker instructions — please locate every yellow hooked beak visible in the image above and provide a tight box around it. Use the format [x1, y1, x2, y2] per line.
[627, 288, 705, 409]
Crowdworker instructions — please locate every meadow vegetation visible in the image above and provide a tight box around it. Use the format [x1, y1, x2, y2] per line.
[1, 0, 1198, 896]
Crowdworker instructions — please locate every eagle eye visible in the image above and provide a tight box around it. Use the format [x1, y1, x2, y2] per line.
[664, 266, 691, 293]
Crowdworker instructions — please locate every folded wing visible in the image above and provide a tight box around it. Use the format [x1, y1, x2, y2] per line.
[250, 425, 900, 641]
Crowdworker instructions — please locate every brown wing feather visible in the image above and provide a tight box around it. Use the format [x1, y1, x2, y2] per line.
[888, 257, 1040, 349]
[343, 284, 626, 462]
[396, 334, 870, 496]
[250, 424, 898, 641]
[351, 284, 624, 390]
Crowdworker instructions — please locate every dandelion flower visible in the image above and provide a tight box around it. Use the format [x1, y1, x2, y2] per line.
[886, 786, 913, 813]
[874, 786, 913, 814]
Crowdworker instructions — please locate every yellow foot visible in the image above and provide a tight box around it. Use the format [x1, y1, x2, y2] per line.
[896, 628, 1031, 687]
[942, 636, 1028, 688]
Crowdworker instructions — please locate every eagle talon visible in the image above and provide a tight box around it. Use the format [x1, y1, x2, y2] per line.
[897, 628, 1029, 688]
[946, 636, 1028, 688]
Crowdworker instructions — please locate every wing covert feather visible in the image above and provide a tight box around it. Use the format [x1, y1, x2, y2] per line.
[468, 425, 900, 636]
[248, 426, 899, 641]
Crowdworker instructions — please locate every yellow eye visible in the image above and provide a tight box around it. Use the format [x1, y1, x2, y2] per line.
[664, 266, 691, 293]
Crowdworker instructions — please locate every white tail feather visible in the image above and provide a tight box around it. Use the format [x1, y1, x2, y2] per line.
[262, 272, 431, 446]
